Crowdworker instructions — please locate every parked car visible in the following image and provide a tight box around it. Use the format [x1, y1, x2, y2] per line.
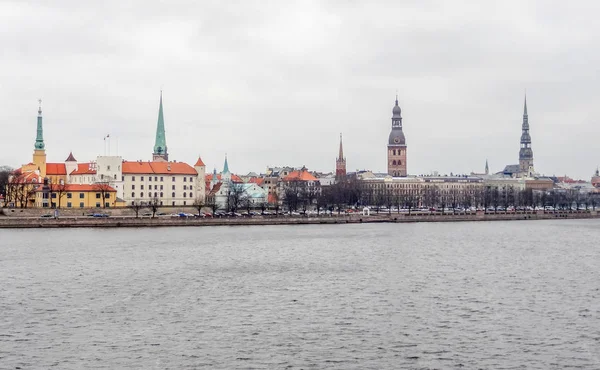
[40, 214, 53, 218]
[92, 213, 109, 218]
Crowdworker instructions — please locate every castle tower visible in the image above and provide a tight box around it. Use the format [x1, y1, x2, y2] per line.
[194, 156, 206, 201]
[387, 96, 407, 177]
[519, 94, 534, 176]
[335, 133, 346, 181]
[32, 99, 47, 178]
[152, 91, 168, 162]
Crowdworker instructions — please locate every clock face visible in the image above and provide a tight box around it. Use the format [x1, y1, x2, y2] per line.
[394, 137, 400, 144]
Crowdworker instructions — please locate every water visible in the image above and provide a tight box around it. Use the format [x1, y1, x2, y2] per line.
[1, 220, 599, 369]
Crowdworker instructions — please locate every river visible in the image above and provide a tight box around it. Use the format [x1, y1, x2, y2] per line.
[1, 219, 599, 369]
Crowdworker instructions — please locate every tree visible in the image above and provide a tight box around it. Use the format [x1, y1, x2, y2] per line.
[226, 184, 248, 213]
[129, 200, 145, 218]
[149, 196, 161, 218]
[0, 166, 13, 199]
[192, 197, 205, 217]
[206, 196, 221, 216]
[93, 182, 113, 208]
[54, 183, 67, 209]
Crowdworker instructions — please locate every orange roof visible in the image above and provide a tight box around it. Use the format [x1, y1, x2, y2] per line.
[208, 182, 222, 196]
[12, 171, 41, 183]
[205, 173, 243, 183]
[194, 157, 205, 167]
[37, 184, 116, 192]
[282, 169, 318, 182]
[249, 177, 264, 186]
[46, 163, 67, 176]
[70, 163, 96, 175]
[122, 161, 197, 175]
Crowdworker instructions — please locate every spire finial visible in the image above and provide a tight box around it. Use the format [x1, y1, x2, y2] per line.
[395, 90, 398, 105]
[38, 99, 42, 115]
[524, 91, 528, 116]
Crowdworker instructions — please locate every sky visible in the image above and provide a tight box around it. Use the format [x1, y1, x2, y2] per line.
[2, 0, 599, 179]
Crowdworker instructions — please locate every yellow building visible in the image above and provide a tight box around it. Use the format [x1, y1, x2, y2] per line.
[35, 183, 119, 209]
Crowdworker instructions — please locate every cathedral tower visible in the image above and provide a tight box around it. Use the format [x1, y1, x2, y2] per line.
[152, 91, 168, 162]
[336, 133, 346, 180]
[32, 99, 47, 178]
[387, 96, 407, 177]
[519, 95, 534, 176]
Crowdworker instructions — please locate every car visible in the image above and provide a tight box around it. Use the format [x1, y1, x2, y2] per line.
[156, 212, 167, 216]
[92, 213, 109, 218]
[142, 212, 152, 216]
[40, 214, 53, 218]
[203, 212, 213, 217]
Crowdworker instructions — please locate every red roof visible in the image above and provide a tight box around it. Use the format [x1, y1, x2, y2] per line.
[205, 173, 243, 183]
[70, 163, 96, 175]
[12, 171, 41, 183]
[37, 184, 116, 192]
[194, 157, 205, 167]
[248, 177, 264, 186]
[208, 182, 222, 196]
[46, 163, 67, 176]
[282, 169, 317, 182]
[122, 161, 197, 175]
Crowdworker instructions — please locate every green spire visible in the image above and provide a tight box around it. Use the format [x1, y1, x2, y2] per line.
[223, 155, 230, 174]
[153, 91, 167, 159]
[34, 99, 45, 150]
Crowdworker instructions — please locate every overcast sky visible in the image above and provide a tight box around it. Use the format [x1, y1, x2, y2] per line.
[2, 0, 599, 179]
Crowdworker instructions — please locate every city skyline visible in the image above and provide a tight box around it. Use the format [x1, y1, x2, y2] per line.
[2, 1, 599, 178]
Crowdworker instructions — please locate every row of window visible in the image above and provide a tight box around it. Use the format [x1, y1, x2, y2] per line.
[130, 201, 188, 206]
[130, 192, 194, 198]
[46, 193, 110, 199]
[391, 149, 404, 156]
[128, 176, 195, 182]
[43, 202, 110, 208]
[130, 185, 193, 191]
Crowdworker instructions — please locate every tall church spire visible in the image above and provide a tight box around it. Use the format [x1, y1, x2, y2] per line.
[223, 154, 230, 174]
[485, 159, 489, 175]
[152, 91, 168, 161]
[519, 93, 534, 176]
[34, 99, 45, 150]
[336, 133, 346, 181]
[387, 95, 407, 177]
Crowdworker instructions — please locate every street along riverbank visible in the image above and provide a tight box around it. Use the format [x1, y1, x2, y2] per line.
[0, 210, 598, 228]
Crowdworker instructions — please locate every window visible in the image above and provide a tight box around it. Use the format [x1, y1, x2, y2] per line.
[190, 186, 193, 191]
[172, 177, 175, 182]
[80, 193, 84, 199]
[105, 203, 110, 208]
[154, 176, 158, 181]
[122, 176, 125, 181]
[114, 174, 117, 180]
[132, 192, 135, 198]
[43, 193, 49, 199]
[132, 176, 135, 181]
[160, 192, 163, 197]
[183, 185, 187, 190]
[160, 177, 164, 182]
[172, 192, 175, 197]
[154, 192, 157, 197]
[154, 185, 157, 190]
[51, 193, 57, 198]
[106, 194, 110, 199]
[160, 185, 163, 190]
[141, 192, 144, 197]
[141, 176, 144, 181]
[96, 203, 101, 208]
[149, 177, 152, 182]
[183, 192, 186, 198]
[132, 185, 135, 190]
[67, 193, 72, 199]
[107, 165, 111, 171]
[80, 202, 84, 208]
[172, 201, 175, 206]
[183, 201, 186, 206]
[184, 177, 187, 182]
[67, 202, 72, 208]
[141, 185, 144, 190]
[392, 160, 397, 165]
[172, 185, 175, 190]
[96, 193, 101, 199]
[190, 177, 194, 182]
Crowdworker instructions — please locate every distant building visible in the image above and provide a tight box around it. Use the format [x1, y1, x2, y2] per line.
[387, 96, 407, 177]
[592, 168, 600, 189]
[336, 133, 346, 181]
[152, 92, 168, 162]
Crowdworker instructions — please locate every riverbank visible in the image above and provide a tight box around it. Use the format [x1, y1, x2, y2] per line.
[0, 210, 598, 228]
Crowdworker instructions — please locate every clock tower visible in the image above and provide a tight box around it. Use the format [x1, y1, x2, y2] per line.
[387, 96, 407, 176]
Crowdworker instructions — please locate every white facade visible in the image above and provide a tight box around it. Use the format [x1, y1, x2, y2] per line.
[96, 156, 124, 200]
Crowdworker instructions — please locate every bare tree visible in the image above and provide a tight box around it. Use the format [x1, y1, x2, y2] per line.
[93, 182, 113, 208]
[54, 183, 67, 209]
[129, 199, 145, 218]
[149, 196, 160, 218]
[192, 197, 205, 217]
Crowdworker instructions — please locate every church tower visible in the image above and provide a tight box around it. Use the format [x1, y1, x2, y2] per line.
[336, 133, 346, 181]
[152, 91, 168, 162]
[519, 95, 534, 176]
[387, 96, 407, 177]
[32, 99, 47, 178]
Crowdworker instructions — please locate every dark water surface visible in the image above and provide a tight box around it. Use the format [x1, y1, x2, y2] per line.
[1, 220, 599, 369]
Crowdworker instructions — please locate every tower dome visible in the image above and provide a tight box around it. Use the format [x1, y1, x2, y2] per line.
[392, 96, 401, 117]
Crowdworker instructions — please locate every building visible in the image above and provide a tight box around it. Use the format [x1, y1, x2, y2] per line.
[592, 168, 600, 189]
[519, 95, 534, 176]
[152, 92, 168, 162]
[387, 96, 407, 177]
[35, 182, 119, 209]
[336, 133, 346, 181]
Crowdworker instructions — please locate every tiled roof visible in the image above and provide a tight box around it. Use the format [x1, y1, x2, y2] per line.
[194, 157, 205, 167]
[248, 177, 264, 186]
[38, 184, 116, 192]
[65, 152, 77, 162]
[282, 169, 318, 182]
[46, 163, 67, 176]
[122, 161, 197, 175]
[208, 182, 222, 196]
[70, 163, 96, 175]
[13, 171, 41, 183]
